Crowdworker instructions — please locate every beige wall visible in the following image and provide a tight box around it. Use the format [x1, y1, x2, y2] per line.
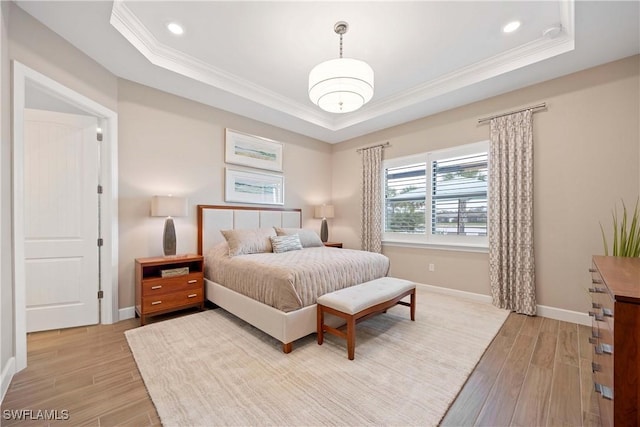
[117, 79, 331, 308]
[332, 55, 640, 314]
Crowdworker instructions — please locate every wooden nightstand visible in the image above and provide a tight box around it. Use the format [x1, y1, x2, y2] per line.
[135, 254, 204, 325]
[324, 242, 343, 248]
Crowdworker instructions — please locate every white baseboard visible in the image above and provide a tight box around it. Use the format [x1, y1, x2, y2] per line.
[118, 306, 135, 321]
[416, 283, 591, 326]
[1, 357, 15, 403]
[417, 283, 493, 304]
[537, 305, 591, 326]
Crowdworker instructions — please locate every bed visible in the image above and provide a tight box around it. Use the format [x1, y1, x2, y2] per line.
[197, 205, 390, 353]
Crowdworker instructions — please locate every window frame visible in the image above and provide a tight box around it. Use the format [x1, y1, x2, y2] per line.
[381, 140, 489, 251]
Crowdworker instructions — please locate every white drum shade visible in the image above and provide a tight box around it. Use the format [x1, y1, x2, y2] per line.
[308, 58, 374, 113]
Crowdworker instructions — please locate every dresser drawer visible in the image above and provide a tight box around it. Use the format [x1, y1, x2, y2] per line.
[142, 288, 204, 314]
[141, 273, 203, 295]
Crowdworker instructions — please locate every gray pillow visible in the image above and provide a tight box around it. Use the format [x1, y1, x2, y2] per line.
[220, 228, 276, 256]
[274, 227, 324, 248]
[270, 234, 303, 253]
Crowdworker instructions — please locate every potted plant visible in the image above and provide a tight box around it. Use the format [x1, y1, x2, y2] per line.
[601, 199, 640, 257]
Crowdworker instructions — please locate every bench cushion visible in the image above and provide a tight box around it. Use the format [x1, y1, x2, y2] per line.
[317, 277, 415, 315]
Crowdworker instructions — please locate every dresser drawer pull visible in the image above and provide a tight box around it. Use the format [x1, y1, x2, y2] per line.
[591, 302, 602, 309]
[588, 311, 604, 321]
[187, 293, 198, 298]
[151, 285, 162, 290]
[151, 301, 162, 305]
[588, 336, 597, 345]
[188, 279, 198, 284]
[600, 385, 614, 400]
[591, 362, 601, 372]
[592, 278, 603, 284]
[602, 308, 613, 317]
[595, 343, 613, 355]
[588, 268, 597, 273]
[588, 287, 606, 294]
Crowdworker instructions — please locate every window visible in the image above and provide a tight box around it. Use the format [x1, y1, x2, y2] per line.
[383, 141, 489, 248]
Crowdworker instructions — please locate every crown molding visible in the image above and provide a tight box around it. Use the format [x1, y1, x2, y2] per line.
[110, 0, 575, 133]
[110, 0, 329, 127]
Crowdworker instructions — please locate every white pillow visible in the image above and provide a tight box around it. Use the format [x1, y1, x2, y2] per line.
[270, 234, 303, 253]
[220, 228, 276, 256]
[274, 227, 324, 248]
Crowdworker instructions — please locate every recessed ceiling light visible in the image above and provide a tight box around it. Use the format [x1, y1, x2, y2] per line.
[167, 22, 184, 35]
[503, 21, 521, 33]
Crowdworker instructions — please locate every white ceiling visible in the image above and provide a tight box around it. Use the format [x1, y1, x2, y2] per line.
[15, 1, 640, 144]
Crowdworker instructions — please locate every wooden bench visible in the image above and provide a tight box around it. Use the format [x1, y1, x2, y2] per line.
[316, 277, 416, 360]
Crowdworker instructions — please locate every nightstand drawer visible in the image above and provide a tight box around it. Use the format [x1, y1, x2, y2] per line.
[142, 288, 204, 314]
[135, 254, 205, 325]
[141, 273, 203, 295]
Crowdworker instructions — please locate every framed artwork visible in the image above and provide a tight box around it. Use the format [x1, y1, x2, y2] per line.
[225, 128, 283, 172]
[225, 168, 284, 205]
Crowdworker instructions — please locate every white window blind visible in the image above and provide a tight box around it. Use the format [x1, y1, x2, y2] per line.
[431, 152, 488, 236]
[384, 163, 426, 233]
[382, 141, 489, 248]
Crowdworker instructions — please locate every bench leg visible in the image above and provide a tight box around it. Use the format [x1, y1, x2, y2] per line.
[410, 289, 416, 321]
[317, 305, 324, 345]
[347, 315, 356, 360]
[282, 342, 293, 353]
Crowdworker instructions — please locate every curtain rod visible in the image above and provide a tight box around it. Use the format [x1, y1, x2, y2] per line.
[477, 102, 547, 124]
[356, 141, 390, 153]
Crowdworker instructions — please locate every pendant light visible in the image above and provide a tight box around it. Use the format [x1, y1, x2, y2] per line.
[308, 21, 374, 113]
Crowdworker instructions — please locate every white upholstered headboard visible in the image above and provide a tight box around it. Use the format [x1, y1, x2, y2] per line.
[197, 205, 302, 255]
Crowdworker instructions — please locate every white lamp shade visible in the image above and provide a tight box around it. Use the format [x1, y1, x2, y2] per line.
[308, 58, 374, 113]
[314, 205, 335, 219]
[151, 196, 188, 217]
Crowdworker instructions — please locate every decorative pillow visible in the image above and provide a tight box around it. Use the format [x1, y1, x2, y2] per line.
[220, 228, 276, 256]
[270, 234, 303, 253]
[274, 227, 324, 248]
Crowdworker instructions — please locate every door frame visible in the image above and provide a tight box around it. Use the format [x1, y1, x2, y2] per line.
[12, 61, 119, 372]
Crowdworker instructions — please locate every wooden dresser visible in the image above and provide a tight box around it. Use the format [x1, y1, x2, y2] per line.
[135, 254, 204, 325]
[589, 256, 640, 426]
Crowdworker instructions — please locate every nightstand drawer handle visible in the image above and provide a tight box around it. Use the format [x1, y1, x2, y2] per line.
[187, 293, 197, 298]
[151, 285, 162, 290]
[588, 336, 597, 345]
[188, 280, 198, 284]
[588, 287, 606, 294]
[592, 278, 603, 284]
[151, 301, 162, 305]
[591, 302, 602, 309]
[588, 268, 597, 273]
[592, 362, 601, 372]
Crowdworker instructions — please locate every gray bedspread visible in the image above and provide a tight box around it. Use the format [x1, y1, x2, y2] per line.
[205, 244, 390, 312]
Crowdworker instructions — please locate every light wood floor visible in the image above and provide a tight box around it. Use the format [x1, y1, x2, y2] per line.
[2, 310, 601, 426]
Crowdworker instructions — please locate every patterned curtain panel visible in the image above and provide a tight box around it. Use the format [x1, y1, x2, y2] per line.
[361, 146, 383, 253]
[488, 110, 536, 315]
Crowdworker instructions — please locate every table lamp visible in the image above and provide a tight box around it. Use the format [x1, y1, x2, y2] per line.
[314, 205, 335, 243]
[151, 195, 188, 256]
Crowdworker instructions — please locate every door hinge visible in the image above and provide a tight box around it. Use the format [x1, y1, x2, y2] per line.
[97, 185, 103, 194]
[97, 238, 104, 247]
[98, 290, 104, 299]
[97, 128, 103, 142]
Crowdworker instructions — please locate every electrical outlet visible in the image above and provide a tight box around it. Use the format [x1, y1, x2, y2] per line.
[428, 263, 435, 272]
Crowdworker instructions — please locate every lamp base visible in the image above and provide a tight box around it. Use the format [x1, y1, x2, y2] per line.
[163, 217, 177, 256]
[320, 218, 328, 243]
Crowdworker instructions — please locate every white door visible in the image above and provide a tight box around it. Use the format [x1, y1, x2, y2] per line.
[24, 109, 100, 332]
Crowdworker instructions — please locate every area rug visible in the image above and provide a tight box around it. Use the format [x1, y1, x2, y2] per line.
[125, 286, 508, 426]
